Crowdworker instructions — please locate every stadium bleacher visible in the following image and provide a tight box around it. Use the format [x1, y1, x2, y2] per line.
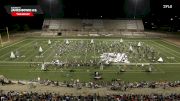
[42, 19, 144, 36]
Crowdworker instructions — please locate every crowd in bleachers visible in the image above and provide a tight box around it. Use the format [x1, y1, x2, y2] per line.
[0, 91, 180, 101]
[1, 77, 180, 90]
[33, 79, 180, 90]
[1, 78, 180, 100]
[7, 79, 178, 92]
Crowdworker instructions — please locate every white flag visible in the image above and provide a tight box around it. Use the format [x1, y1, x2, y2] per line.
[120, 38, 123, 43]
[65, 39, 69, 45]
[137, 42, 141, 47]
[41, 63, 45, 70]
[10, 51, 15, 59]
[90, 39, 94, 44]
[158, 57, 163, 62]
[48, 39, 51, 45]
[39, 46, 43, 53]
[129, 46, 133, 51]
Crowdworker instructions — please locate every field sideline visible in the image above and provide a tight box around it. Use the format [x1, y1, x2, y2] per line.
[0, 37, 180, 82]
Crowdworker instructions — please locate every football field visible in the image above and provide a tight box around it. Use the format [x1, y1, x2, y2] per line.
[0, 37, 180, 82]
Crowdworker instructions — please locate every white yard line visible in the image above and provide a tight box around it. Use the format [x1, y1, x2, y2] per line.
[41, 47, 50, 55]
[150, 40, 180, 61]
[0, 61, 180, 65]
[0, 61, 42, 64]
[44, 43, 58, 62]
[162, 39, 180, 48]
[146, 41, 176, 63]
[11, 40, 37, 62]
[0, 41, 34, 59]
[0, 39, 27, 51]
[113, 63, 180, 65]
[155, 66, 165, 74]
[28, 70, 165, 74]
[153, 40, 180, 55]
[44, 49, 55, 62]
[22, 44, 51, 62]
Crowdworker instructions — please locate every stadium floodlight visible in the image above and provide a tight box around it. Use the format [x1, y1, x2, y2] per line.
[133, 0, 143, 19]
[0, 27, 9, 44]
[45, 0, 54, 30]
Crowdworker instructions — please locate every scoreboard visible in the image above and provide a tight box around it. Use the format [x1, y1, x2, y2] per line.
[4, 5, 43, 17]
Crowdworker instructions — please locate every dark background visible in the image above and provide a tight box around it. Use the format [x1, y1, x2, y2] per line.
[0, 0, 180, 31]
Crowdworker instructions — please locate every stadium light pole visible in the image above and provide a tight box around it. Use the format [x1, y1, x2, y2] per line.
[170, 18, 174, 32]
[0, 34, 3, 47]
[6, 27, 10, 42]
[49, 0, 52, 19]
[134, 0, 137, 19]
[48, 0, 53, 28]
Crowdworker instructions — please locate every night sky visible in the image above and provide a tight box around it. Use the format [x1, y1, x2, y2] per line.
[0, 0, 179, 19]
[38, 0, 151, 18]
[0, 0, 179, 30]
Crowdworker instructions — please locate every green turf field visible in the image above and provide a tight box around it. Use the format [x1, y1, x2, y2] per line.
[0, 37, 180, 82]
